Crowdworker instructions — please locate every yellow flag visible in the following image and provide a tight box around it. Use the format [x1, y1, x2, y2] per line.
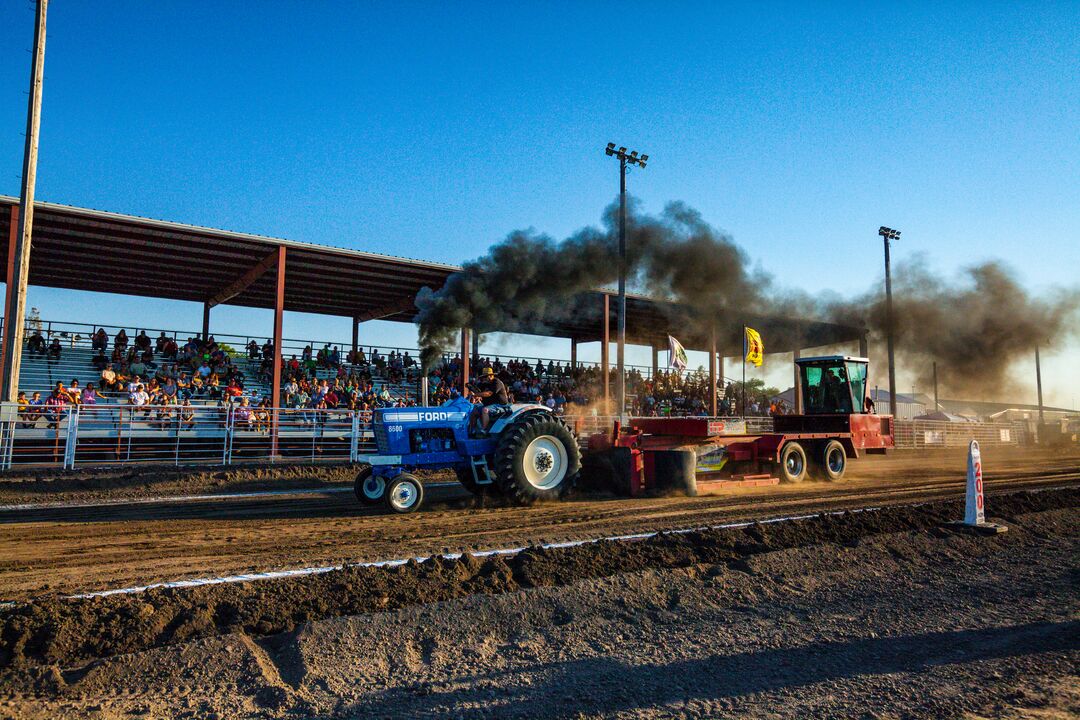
[744, 327, 764, 367]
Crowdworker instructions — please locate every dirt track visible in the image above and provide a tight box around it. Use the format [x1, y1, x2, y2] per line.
[1, 488, 1076, 719]
[0, 447, 1077, 601]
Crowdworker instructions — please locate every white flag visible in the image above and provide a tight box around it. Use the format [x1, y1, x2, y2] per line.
[668, 335, 688, 372]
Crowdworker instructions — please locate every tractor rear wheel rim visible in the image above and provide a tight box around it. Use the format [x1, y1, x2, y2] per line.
[390, 481, 418, 510]
[523, 435, 568, 490]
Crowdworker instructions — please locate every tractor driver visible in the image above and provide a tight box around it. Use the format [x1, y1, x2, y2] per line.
[469, 367, 510, 435]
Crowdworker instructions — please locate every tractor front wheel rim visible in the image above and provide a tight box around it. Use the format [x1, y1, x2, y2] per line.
[390, 481, 418, 510]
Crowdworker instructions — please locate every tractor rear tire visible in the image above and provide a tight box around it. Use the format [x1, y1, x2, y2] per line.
[385, 473, 424, 514]
[779, 442, 808, 484]
[819, 440, 847, 481]
[494, 413, 580, 505]
[455, 464, 502, 497]
[354, 464, 386, 505]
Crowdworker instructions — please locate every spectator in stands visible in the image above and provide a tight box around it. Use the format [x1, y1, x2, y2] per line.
[23, 391, 43, 426]
[302, 345, 313, 364]
[207, 372, 222, 398]
[329, 346, 341, 367]
[130, 356, 147, 379]
[161, 376, 178, 402]
[100, 364, 119, 392]
[186, 373, 202, 398]
[180, 399, 195, 429]
[283, 378, 299, 406]
[81, 382, 105, 406]
[254, 400, 270, 433]
[115, 329, 129, 351]
[67, 379, 82, 406]
[45, 385, 70, 428]
[135, 331, 151, 352]
[91, 349, 108, 372]
[16, 392, 33, 428]
[154, 332, 169, 354]
[247, 340, 260, 360]
[162, 336, 178, 360]
[128, 383, 149, 406]
[92, 328, 109, 351]
[234, 397, 254, 428]
[225, 377, 243, 400]
[262, 339, 274, 361]
[27, 329, 46, 357]
[46, 337, 62, 364]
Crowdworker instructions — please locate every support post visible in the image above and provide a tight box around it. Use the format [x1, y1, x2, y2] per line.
[570, 338, 577, 371]
[201, 302, 211, 341]
[651, 344, 659, 379]
[1, 0, 48, 403]
[471, 331, 479, 365]
[351, 316, 359, 356]
[709, 330, 718, 417]
[601, 295, 610, 412]
[270, 246, 286, 457]
[859, 331, 868, 359]
[0, 206, 20, 383]
[460, 329, 470, 397]
[793, 348, 802, 414]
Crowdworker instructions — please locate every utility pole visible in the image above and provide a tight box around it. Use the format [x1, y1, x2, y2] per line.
[1035, 345, 1044, 426]
[604, 143, 648, 419]
[2, 0, 48, 402]
[932, 361, 939, 412]
[879, 226, 901, 417]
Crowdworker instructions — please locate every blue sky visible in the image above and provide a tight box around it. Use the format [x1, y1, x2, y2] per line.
[1, 2, 1077, 406]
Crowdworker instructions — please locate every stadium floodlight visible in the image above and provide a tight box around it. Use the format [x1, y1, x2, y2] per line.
[878, 226, 901, 417]
[603, 142, 650, 420]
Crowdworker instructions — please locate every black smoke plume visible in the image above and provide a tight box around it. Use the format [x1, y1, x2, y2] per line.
[416, 200, 1079, 399]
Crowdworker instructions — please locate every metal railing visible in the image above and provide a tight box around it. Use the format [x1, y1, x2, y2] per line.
[0, 402, 375, 470]
[0, 400, 1032, 472]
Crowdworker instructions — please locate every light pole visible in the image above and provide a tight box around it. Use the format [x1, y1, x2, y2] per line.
[605, 142, 648, 418]
[879, 226, 901, 417]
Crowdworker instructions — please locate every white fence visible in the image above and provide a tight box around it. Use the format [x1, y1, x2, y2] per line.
[0, 403, 1029, 471]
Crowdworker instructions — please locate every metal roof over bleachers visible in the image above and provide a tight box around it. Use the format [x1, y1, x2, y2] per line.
[0, 196, 863, 354]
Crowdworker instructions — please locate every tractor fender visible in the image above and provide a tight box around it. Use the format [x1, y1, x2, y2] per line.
[488, 404, 552, 436]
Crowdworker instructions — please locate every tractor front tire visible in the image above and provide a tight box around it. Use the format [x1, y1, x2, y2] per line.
[385, 473, 424, 514]
[494, 413, 580, 505]
[354, 464, 386, 505]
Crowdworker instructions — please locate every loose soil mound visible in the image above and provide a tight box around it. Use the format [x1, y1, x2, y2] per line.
[1, 486, 1076, 672]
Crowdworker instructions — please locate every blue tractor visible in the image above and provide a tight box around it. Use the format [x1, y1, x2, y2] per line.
[353, 397, 581, 513]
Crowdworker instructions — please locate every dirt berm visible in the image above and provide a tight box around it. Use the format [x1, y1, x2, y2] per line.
[1, 486, 1075, 673]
